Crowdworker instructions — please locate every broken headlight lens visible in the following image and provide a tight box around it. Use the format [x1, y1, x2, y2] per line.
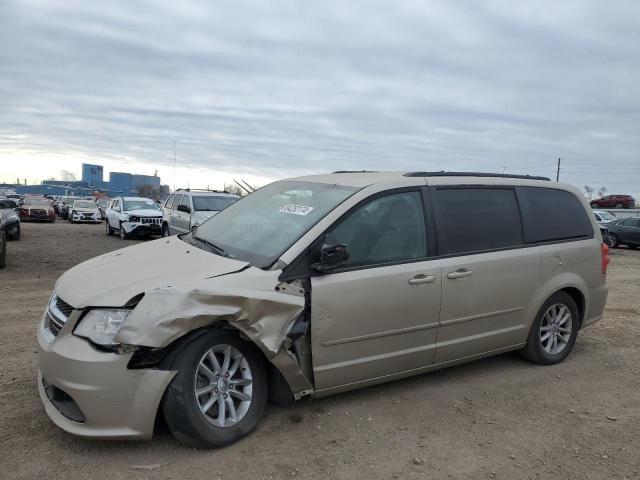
[74, 309, 130, 346]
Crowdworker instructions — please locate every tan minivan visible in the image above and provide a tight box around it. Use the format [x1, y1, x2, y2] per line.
[37, 172, 609, 447]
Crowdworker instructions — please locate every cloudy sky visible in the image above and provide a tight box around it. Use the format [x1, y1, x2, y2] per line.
[1, 0, 639, 194]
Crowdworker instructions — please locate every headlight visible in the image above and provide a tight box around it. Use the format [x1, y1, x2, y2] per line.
[7, 213, 18, 221]
[74, 309, 130, 346]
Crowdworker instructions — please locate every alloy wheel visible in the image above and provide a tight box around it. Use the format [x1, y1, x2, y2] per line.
[194, 344, 253, 428]
[540, 303, 572, 355]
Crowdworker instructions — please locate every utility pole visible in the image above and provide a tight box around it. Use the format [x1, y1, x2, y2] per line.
[173, 140, 177, 192]
[556, 157, 561, 182]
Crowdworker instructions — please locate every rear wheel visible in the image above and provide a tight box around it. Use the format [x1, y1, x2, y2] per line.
[520, 292, 579, 365]
[616, 203, 623, 209]
[163, 330, 268, 448]
[7, 225, 20, 241]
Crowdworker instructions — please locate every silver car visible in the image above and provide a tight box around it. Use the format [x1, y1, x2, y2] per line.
[161, 189, 240, 236]
[37, 172, 609, 448]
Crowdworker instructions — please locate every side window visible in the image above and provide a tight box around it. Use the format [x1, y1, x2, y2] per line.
[180, 195, 191, 209]
[165, 194, 174, 209]
[172, 195, 182, 209]
[623, 218, 640, 228]
[436, 187, 523, 255]
[525, 187, 593, 241]
[325, 190, 426, 269]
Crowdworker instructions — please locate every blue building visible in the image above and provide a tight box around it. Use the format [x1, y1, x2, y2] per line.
[81, 163, 104, 188]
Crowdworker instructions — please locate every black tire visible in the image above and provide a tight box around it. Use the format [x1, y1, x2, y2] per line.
[106, 220, 114, 236]
[628, 245, 638, 250]
[0, 229, 6, 269]
[7, 225, 20, 241]
[163, 330, 268, 449]
[119, 223, 127, 240]
[590, 202, 598, 208]
[162, 224, 170, 238]
[608, 233, 620, 248]
[520, 292, 579, 365]
[616, 203, 623, 209]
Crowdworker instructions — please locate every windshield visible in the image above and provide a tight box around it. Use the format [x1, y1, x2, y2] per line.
[74, 200, 96, 209]
[97, 199, 109, 206]
[192, 180, 357, 267]
[26, 198, 51, 207]
[599, 212, 616, 220]
[123, 199, 160, 211]
[192, 195, 238, 212]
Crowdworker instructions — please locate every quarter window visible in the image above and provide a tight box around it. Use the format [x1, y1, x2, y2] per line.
[525, 187, 593, 242]
[171, 195, 182, 209]
[436, 187, 523, 255]
[325, 190, 427, 268]
[180, 195, 191, 208]
[165, 194, 175, 208]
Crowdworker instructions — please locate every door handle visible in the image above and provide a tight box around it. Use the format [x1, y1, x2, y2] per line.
[447, 269, 473, 280]
[408, 274, 437, 285]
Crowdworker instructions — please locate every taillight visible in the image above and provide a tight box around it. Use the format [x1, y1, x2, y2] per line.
[19, 208, 28, 216]
[601, 243, 610, 274]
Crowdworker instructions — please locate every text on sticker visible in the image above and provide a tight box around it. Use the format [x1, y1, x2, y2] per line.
[279, 204, 315, 216]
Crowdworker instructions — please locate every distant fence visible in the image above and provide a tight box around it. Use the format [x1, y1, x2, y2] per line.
[598, 208, 640, 218]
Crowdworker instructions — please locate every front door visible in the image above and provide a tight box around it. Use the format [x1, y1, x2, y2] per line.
[311, 189, 442, 391]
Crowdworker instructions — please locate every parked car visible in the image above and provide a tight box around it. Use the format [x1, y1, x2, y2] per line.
[96, 198, 110, 219]
[19, 197, 55, 222]
[0, 214, 6, 269]
[593, 210, 616, 224]
[37, 172, 608, 448]
[0, 199, 21, 240]
[105, 196, 163, 239]
[602, 218, 640, 249]
[68, 200, 102, 224]
[161, 189, 240, 237]
[590, 194, 636, 209]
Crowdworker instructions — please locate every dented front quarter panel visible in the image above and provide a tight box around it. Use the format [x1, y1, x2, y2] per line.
[115, 267, 314, 396]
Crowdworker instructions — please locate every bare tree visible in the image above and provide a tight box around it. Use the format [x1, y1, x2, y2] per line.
[224, 183, 245, 197]
[136, 184, 156, 199]
[584, 185, 594, 200]
[598, 186, 607, 198]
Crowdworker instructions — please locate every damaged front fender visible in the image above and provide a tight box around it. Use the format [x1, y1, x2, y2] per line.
[114, 268, 314, 397]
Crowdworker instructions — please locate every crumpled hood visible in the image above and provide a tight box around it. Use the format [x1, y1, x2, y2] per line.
[125, 208, 162, 217]
[55, 236, 248, 308]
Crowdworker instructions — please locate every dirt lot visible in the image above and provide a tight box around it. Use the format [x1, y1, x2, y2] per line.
[0, 222, 638, 480]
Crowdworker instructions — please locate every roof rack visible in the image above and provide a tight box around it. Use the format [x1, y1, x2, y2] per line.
[403, 171, 551, 181]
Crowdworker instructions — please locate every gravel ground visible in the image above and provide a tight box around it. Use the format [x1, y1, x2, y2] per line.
[0, 222, 639, 480]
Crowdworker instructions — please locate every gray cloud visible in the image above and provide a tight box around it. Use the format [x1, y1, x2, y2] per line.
[1, 0, 639, 191]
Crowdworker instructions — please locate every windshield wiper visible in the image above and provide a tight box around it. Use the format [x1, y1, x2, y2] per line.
[193, 235, 228, 257]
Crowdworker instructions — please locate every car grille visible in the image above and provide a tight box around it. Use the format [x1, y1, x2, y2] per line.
[140, 217, 161, 225]
[31, 209, 48, 217]
[46, 295, 74, 337]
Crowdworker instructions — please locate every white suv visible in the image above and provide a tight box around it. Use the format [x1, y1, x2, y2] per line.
[161, 189, 239, 237]
[105, 196, 163, 240]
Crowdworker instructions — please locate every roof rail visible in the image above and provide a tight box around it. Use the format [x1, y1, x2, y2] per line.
[332, 170, 378, 174]
[403, 171, 551, 181]
[176, 188, 231, 194]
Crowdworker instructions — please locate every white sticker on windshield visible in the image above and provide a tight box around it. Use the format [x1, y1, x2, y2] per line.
[279, 204, 315, 216]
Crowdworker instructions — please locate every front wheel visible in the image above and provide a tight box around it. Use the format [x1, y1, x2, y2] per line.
[163, 330, 268, 449]
[7, 225, 20, 241]
[520, 292, 579, 365]
[0, 229, 6, 269]
[119, 224, 128, 240]
[162, 224, 170, 237]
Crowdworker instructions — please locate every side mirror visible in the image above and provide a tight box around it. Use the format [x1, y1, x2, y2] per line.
[177, 204, 191, 213]
[312, 243, 349, 272]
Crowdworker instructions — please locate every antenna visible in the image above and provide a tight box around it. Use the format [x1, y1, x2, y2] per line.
[240, 179, 255, 192]
[233, 179, 251, 195]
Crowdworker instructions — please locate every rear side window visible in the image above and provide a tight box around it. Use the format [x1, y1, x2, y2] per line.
[525, 187, 593, 242]
[171, 195, 182, 209]
[436, 187, 523, 255]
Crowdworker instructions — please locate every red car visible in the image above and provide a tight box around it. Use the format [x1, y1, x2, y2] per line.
[590, 194, 636, 209]
[19, 197, 56, 222]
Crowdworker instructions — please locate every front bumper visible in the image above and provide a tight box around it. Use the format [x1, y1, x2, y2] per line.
[37, 315, 175, 440]
[70, 213, 101, 223]
[121, 221, 162, 236]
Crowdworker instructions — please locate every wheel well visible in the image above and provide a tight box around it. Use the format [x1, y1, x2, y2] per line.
[560, 287, 585, 327]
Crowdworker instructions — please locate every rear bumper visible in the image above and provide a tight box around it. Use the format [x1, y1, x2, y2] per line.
[70, 213, 101, 223]
[583, 283, 609, 328]
[37, 324, 175, 440]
